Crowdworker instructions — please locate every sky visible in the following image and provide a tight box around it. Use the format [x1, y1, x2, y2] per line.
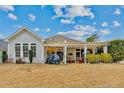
[0, 5, 124, 41]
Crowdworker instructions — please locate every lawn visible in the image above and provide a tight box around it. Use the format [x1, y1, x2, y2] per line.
[0, 63, 124, 88]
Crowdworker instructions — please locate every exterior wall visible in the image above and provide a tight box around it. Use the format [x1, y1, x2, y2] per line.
[8, 31, 44, 63]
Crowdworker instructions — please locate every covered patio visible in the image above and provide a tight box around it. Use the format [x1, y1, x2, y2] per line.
[44, 35, 109, 64]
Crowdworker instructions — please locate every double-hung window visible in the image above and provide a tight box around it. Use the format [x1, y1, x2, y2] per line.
[15, 43, 21, 57]
[23, 43, 28, 57]
[31, 43, 36, 57]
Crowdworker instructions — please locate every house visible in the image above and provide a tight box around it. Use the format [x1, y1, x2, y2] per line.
[0, 39, 7, 52]
[4, 27, 109, 64]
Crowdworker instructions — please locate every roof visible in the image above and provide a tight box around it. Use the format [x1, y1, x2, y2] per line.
[0, 39, 7, 51]
[5, 26, 44, 42]
[0, 47, 7, 51]
[45, 35, 82, 44]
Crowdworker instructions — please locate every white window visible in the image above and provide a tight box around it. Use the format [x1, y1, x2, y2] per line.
[15, 43, 20, 57]
[31, 43, 36, 57]
[23, 43, 28, 57]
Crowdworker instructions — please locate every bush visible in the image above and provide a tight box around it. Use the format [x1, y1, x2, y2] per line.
[29, 50, 33, 63]
[87, 53, 113, 64]
[95, 54, 102, 63]
[100, 53, 113, 63]
[87, 54, 96, 64]
[16, 58, 22, 64]
[2, 51, 7, 63]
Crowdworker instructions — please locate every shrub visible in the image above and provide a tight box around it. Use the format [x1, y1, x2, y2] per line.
[87, 54, 96, 64]
[16, 58, 22, 64]
[2, 51, 7, 63]
[95, 54, 102, 63]
[100, 53, 113, 63]
[29, 50, 33, 63]
[87, 53, 113, 64]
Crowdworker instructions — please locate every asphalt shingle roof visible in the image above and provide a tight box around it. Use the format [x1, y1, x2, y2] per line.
[45, 35, 82, 44]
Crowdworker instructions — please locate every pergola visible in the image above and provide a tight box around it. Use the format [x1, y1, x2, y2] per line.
[44, 35, 109, 64]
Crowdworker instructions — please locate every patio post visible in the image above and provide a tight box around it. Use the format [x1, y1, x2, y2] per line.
[103, 45, 108, 53]
[84, 44, 87, 64]
[92, 46, 96, 54]
[41, 46, 44, 63]
[64, 45, 67, 64]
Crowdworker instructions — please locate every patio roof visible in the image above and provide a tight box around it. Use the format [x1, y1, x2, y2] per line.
[44, 35, 109, 48]
[44, 35, 82, 44]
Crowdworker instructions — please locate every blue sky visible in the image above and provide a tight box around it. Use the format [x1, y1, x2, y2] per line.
[0, 5, 124, 41]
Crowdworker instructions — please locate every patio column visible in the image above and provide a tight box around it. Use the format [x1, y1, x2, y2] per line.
[64, 45, 67, 64]
[92, 47, 96, 54]
[103, 45, 108, 53]
[45, 47, 48, 61]
[41, 46, 44, 64]
[84, 44, 87, 64]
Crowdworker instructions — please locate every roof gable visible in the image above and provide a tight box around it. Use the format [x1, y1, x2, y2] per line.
[5, 27, 44, 42]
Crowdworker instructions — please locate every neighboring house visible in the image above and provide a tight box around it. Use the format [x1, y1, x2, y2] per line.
[4, 27, 109, 64]
[0, 39, 7, 52]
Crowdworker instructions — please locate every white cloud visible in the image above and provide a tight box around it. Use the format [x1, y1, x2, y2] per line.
[57, 30, 87, 38]
[8, 13, 18, 20]
[34, 27, 40, 32]
[60, 19, 74, 24]
[52, 5, 66, 19]
[52, 5, 95, 20]
[0, 33, 5, 39]
[99, 29, 111, 36]
[101, 22, 108, 27]
[112, 21, 120, 27]
[57, 24, 97, 40]
[0, 5, 14, 12]
[11, 25, 22, 28]
[74, 25, 97, 34]
[66, 6, 95, 19]
[113, 8, 121, 15]
[46, 28, 51, 32]
[28, 14, 36, 21]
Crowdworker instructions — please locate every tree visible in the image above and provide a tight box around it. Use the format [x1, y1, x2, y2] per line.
[86, 34, 99, 42]
[29, 50, 33, 63]
[108, 39, 124, 62]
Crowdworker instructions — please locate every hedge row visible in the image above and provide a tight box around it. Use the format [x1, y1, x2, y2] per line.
[86, 53, 113, 64]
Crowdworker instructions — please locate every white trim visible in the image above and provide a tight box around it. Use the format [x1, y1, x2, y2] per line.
[28, 43, 31, 50]
[14, 43, 16, 62]
[7, 43, 9, 59]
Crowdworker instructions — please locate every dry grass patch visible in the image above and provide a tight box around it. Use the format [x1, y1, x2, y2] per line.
[0, 64, 124, 87]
